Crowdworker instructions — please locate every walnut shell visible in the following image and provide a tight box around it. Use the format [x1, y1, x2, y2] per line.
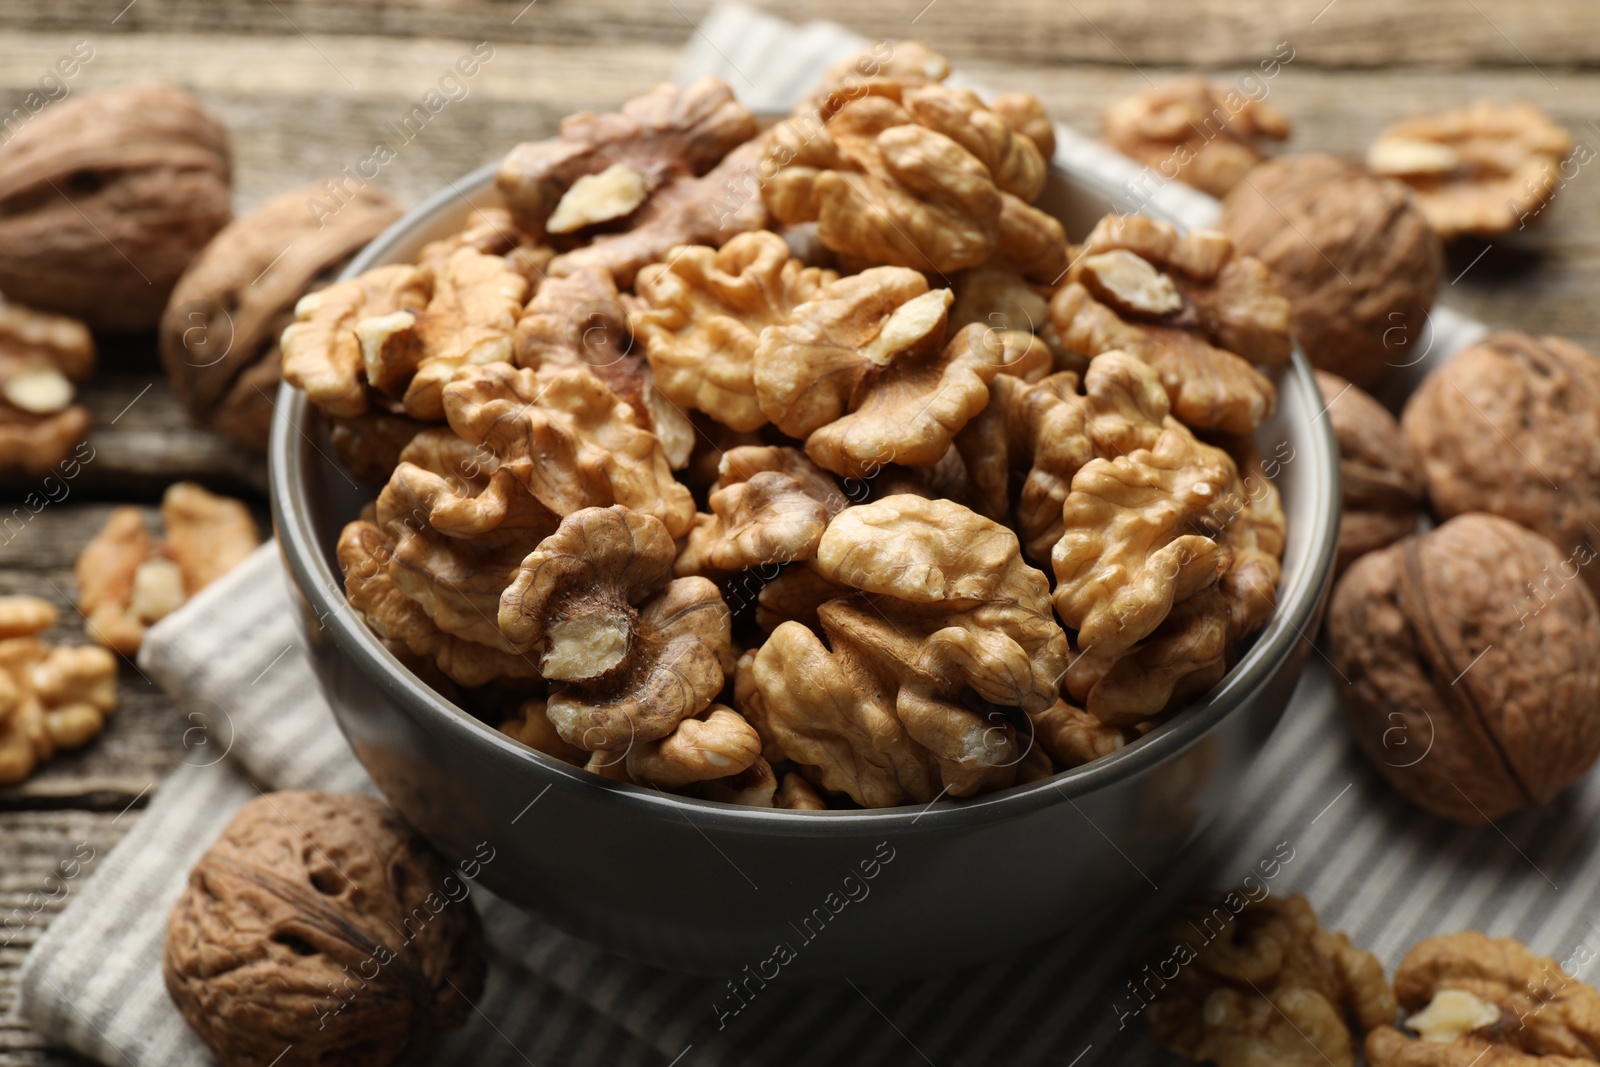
[1315, 370, 1425, 575]
[164, 791, 485, 1067]
[1402, 331, 1600, 596]
[1327, 514, 1600, 823]
[161, 180, 402, 451]
[0, 86, 232, 333]
[1218, 154, 1443, 390]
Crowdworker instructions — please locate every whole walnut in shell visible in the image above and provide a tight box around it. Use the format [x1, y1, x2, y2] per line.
[1218, 153, 1443, 390]
[1327, 514, 1600, 823]
[0, 85, 232, 332]
[164, 791, 484, 1067]
[1315, 370, 1425, 575]
[1403, 331, 1600, 596]
[161, 180, 402, 451]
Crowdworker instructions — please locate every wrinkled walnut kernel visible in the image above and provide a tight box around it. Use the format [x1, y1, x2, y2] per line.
[1101, 77, 1291, 197]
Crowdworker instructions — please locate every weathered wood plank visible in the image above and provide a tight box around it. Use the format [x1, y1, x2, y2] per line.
[0, 0, 1597, 70]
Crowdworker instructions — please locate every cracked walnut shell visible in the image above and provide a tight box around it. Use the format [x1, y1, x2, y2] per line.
[161, 180, 402, 451]
[762, 70, 1065, 277]
[0, 85, 232, 333]
[1316, 370, 1425, 575]
[1368, 102, 1575, 240]
[631, 230, 837, 432]
[0, 596, 118, 785]
[1403, 331, 1600, 597]
[1101, 77, 1291, 197]
[1366, 932, 1600, 1064]
[76, 483, 259, 654]
[1219, 153, 1443, 390]
[0, 299, 94, 475]
[1328, 514, 1600, 823]
[163, 791, 485, 1067]
[1144, 893, 1396, 1067]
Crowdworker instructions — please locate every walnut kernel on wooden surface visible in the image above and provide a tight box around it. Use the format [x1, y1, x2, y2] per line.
[164, 791, 485, 1067]
[1101, 76, 1292, 197]
[1327, 514, 1600, 824]
[0, 85, 232, 333]
[1218, 153, 1443, 390]
[0, 595, 118, 785]
[0, 299, 94, 475]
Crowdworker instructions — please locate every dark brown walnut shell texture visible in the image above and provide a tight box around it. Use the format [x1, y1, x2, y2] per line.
[1327, 514, 1600, 824]
[1219, 154, 1443, 390]
[161, 181, 402, 451]
[164, 791, 485, 1067]
[0, 85, 232, 333]
[1403, 331, 1600, 597]
[1315, 370, 1426, 575]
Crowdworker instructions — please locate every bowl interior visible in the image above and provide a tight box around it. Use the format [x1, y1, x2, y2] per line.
[273, 150, 1340, 829]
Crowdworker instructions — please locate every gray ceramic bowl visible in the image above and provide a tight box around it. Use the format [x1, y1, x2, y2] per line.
[270, 150, 1340, 982]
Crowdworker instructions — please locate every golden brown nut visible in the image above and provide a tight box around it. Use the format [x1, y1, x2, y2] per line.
[762, 70, 1064, 277]
[160, 181, 402, 451]
[1327, 514, 1600, 823]
[76, 484, 259, 654]
[1366, 932, 1600, 1065]
[1216, 436, 1288, 640]
[513, 263, 693, 469]
[442, 362, 695, 539]
[0, 615, 118, 785]
[1368, 102, 1575, 240]
[499, 506, 731, 751]
[807, 40, 950, 109]
[163, 791, 484, 1067]
[1402, 331, 1600, 596]
[1028, 698, 1132, 768]
[280, 264, 430, 419]
[328, 410, 430, 486]
[0, 299, 94, 474]
[631, 230, 837, 432]
[1051, 424, 1240, 658]
[338, 519, 541, 688]
[774, 771, 828, 810]
[753, 563, 852, 633]
[625, 705, 761, 789]
[1144, 893, 1397, 1067]
[1315, 370, 1425, 576]
[0, 86, 231, 332]
[416, 206, 554, 287]
[496, 77, 759, 242]
[949, 265, 1050, 340]
[1101, 77, 1291, 197]
[676, 446, 846, 577]
[1064, 586, 1232, 724]
[1219, 153, 1444, 390]
[1050, 213, 1286, 435]
[499, 698, 587, 766]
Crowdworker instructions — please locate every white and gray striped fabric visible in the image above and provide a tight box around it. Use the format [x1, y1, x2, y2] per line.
[15, 6, 1571, 1066]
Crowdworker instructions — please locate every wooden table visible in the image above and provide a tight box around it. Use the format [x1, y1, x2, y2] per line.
[1, 2, 1595, 1062]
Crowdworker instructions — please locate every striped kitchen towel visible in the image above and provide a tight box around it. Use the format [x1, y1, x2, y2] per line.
[19, 6, 1571, 1067]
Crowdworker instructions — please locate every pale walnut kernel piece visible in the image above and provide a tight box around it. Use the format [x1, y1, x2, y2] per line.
[1101, 77, 1291, 197]
[514, 264, 692, 468]
[0, 405, 91, 475]
[1367, 932, 1600, 1066]
[1029, 698, 1132, 768]
[748, 621, 935, 808]
[0, 635, 118, 785]
[495, 77, 759, 242]
[775, 771, 828, 810]
[1219, 153, 1443, 390]
[163, 791, 485, 1067]
[338, 519, 542, 688]
[500, 699, 587, 766]
[0, 300, 94, 473]
[949, 265, 1049, 340]
[989, 92, 1056, 161]
[1368, 102, 1575, 239]
[1316, 371, 1425, 575]
[807, 40, 951, 109]
[1052, 427, 1240, 658]
[1402, 331, 1600, 597]
[442, 363, 694, 539]
[75, 484, 259, 654]
[358, 247, 528, 421]
[1065, 586, 1231, 724]
[631, 230, 837, 432]
[0, 595, 56, 640]
[376, 429, 560, 651]
[416, 207, 555, 288]
[625, 705, 761, 789]
[762, 77, 1064, 277]
[1328, 514, 1600, 824]
[1144, 893, 1396, 1067]
[500, 506, 730, 751]
[676, 446, 845, 577]
[280, 264, 430, 419]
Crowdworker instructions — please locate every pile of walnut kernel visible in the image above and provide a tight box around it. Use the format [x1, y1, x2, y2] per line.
[283, 49, 1295, 811]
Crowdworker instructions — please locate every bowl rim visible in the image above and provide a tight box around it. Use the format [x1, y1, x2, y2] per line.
[269, 155, 1341, 837]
